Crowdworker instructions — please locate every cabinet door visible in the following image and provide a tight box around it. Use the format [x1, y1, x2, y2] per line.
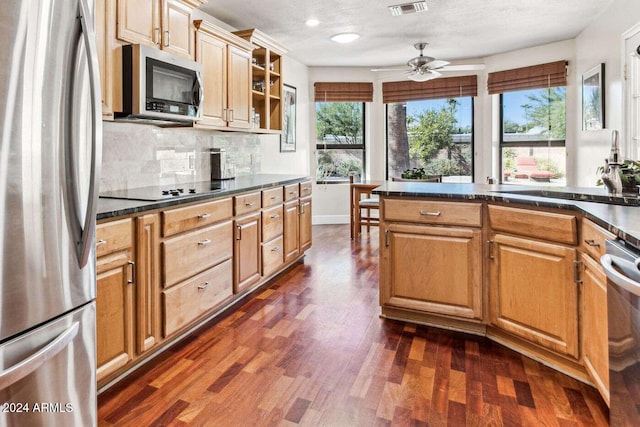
[382, 223, 483, 320]
[227, 45, 252, 128]
[234, 213, 261, 294]
[195, 31, 227, 126]
[96, 253, 134, 382]
[136, 214, 161, 354]
[162, 0, 194, 59]
[581, 253, 609, 404]
[283, 200, 300, 263]
[299, 196, 312, 252]
[96, 0, 114, 118]
[490, 233, 579, 358]
[116, 0, 161, 47]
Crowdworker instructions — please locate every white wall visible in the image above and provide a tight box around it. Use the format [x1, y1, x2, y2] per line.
[573, 0, 640, 186]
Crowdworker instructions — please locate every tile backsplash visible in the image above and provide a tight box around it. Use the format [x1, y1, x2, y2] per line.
[100, 121, 262, 192]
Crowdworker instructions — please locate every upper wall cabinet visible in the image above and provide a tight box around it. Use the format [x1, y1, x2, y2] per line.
[233, 29, 287, 133]
[194, 20, 253, 130]
[116, 0, 206, 59]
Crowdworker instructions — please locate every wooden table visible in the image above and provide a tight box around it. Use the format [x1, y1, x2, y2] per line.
[350, 179, 385, 239]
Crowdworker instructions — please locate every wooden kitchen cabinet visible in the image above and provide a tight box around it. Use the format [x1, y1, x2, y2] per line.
[299, 196, 312, 252]
[116, 0, 204, 59]
[380, 199, 483, 320]
[194, 20, 253, 129]
[233, 29, 287, 132]
[579, 218, 615, 404]
[283, 199, 300, 263]
[96, 0, 115, 119]
[96, 218, 135, 383]
[234, 212, 261, 293]
[488, 205, 580, 359]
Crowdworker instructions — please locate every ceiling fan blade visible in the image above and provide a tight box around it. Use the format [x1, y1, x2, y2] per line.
[407, 69, 441, 82]
[439, 64, 486, 71]
[371, 67, 411, 72]
[427, 60, 450, 69]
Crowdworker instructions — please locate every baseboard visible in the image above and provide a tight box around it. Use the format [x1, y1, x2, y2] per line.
[312, 215, 349, 225]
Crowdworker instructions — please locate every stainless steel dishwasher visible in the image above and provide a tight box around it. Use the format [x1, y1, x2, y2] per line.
[601, 239, 640, 426]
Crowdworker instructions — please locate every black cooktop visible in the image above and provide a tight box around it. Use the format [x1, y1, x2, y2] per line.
[99, 181, 226, 202]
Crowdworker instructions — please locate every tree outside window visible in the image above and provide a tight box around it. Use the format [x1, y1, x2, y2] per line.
[387, 97, 473, 182]
[315, 102, 364, 183]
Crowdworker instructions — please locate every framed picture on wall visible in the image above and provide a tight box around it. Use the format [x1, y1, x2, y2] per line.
[281, 84, 296, 152]
[582, 63, 605, 131]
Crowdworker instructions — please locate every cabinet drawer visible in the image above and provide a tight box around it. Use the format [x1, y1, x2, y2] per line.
[262, 236, 284, 277]
[163, 259, 233, 336]
[262, 205, 284, 242]
[234, 191, 261, 216]
[163, 221, 233, 288]
[384, 199, 481, 227]
[299, 181, 312, 197]
[284, 183, 299, 201]
[581, 218, 616, 260]
[488, 205, 577, 245]
[162, 198, 232, 237]
[262, 187, 284, 208]
[96, 218, 132, 257]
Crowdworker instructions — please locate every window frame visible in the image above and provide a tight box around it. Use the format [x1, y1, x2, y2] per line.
[384, 96, 475, 182]
[315, 101, 366, 184]
[498, 87, 567, 184]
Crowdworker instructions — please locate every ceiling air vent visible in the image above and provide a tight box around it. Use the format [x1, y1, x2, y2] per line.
[388, 1, 428, 16]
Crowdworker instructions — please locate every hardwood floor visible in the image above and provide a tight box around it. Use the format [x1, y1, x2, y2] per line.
[98, 225, 609, 426]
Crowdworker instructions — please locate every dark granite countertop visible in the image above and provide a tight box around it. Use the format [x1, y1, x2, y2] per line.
[373, 182, 640, 248]
[97, 174, 309, 220]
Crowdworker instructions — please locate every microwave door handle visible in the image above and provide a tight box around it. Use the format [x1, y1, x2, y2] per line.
[194, 71, 204, 119]
[71, 0, 102, 267]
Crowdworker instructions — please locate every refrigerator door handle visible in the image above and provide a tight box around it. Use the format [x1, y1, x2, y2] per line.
[0, 322, 79, 390]
[71, 0, 103, 268]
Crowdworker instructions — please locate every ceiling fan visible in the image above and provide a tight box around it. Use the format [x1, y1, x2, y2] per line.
[372, 42, 485, 82]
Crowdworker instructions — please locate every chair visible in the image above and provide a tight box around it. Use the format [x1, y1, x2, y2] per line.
[350, 176, 380, 239]
[514, 157, 553, 182]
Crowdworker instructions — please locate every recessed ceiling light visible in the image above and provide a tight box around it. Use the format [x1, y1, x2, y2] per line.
[305, 18, 320, 27]
[330, 33, 360, 43]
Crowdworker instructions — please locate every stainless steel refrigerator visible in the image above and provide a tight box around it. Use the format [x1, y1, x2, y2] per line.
[0, 0, 101, 426]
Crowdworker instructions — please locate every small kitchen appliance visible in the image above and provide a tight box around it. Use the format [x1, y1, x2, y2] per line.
[210, 148, 236, 180]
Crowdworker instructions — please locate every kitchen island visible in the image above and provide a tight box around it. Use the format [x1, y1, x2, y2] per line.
[95, 175, 312, 391]
[373, 181, 640, 406]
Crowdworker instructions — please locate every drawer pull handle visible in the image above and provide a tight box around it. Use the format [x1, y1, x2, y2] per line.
[245, 202, 255, 207]
[419, 210, 441, 217]
[198, 239, 211, 246]
[198, 213, 211, 219]
[584, 239, 600, 247]
[270, 214, 280, 219]
[96, 239, 107, 247]
[270, 196, 279, 200]
[271, 246, 280, 252]
[289, 191, 298, 195]
[198, 282, 210, 291]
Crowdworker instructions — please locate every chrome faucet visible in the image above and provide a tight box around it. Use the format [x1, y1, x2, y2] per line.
[601, 130, 623, 196]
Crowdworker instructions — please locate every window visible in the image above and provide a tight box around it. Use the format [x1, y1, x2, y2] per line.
[315, 102, 365, 183]
[500, 87, 566, 185]
[488, 60, 568, 186]
[386, 97, 473, 182]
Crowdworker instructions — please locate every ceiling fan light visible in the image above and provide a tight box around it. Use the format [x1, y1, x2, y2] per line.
[305, 18, 320, 27]
[407, 73, 432, 82]
[330, 33, 360, 43]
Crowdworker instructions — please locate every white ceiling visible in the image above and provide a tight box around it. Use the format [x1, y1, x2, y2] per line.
[200, 0, 613, 68]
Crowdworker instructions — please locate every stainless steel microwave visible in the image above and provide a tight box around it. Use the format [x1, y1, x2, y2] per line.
[118, 44, 203, 123]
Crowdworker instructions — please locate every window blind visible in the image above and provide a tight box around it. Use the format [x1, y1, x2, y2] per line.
[487, 60, 567, 94]
[382, 75, 478, 103]
[314, 82, 373, 102]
